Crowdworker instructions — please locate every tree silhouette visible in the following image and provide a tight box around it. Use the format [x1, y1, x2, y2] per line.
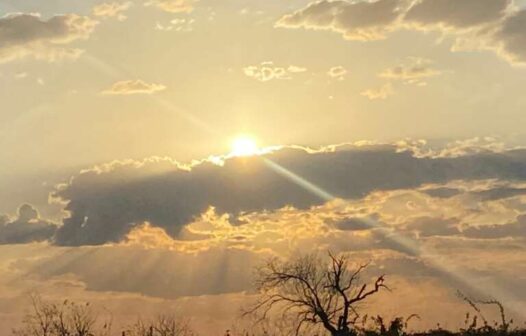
[13, 294, 111, 336]
[245, 252, 388, 336]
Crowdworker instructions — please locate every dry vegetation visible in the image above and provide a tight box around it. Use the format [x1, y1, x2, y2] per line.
[12, 253, 526, 336]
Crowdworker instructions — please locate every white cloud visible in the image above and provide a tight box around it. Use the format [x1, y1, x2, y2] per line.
[243, 62, 307, 82]
[327, 65, 347, 80]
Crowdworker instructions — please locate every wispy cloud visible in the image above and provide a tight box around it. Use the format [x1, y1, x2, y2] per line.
[243, 62, 307, 82]
[379, 57, 441, 86]
[102, 79, 166, 95]
[361, 83, 393, 100]
[144, 0, 197, 13]
[327, 66, 347, 80]
[92, 2, 133, 21]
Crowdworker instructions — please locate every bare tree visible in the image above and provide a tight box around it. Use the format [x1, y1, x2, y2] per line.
[244, 252, 388, 336]
[13, 294, 112, 336]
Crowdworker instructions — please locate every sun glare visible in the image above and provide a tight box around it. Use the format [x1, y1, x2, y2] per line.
[230, 136, 259, 157]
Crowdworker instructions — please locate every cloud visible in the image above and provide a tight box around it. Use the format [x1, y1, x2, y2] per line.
[330, 217, 373, 231]
[379, 57, 441, 85]
[49, 143, 526, 246]
[493, 9, 526, 64]
[277, 0, 526, 65]
[102, 79, 166, 95]
[405, 216, 461, 237]
[327, 65, 347, 80]
[14, 72, 28, 79]
[462, 215, 526, 239]
[421, 187, 462, 198]
[404, 0, 510, 30]
[155, 18, 195, 32]
[287, 65, 308, 73]
[144, 0, 197, 13]
[360, 82, 393, 100]
[0, 204, 57, 244]
[3, 167, 526, 330]
[243, 62, 307, 82]
[276, 0, 403, 41]
[92, 2, 132, 21]
[0, 13, 97, 64]
[21, 245, 261, 298]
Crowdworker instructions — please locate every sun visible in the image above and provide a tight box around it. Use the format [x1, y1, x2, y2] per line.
[230, 136, 259, 157]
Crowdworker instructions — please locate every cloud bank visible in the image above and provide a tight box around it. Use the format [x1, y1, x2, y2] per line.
[49, 143, 526, 246]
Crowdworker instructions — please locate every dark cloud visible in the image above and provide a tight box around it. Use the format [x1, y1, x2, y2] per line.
[331, 217, 373, 231]
[0, 204, 57, 244]
[50, 145, 526, 246]
[405, 216, 460, 237]
[462, 215, 526, 239]
[0, 13, 97, 63]
[473, 186, 526, 201]
[404, 0, 510, 29]
[402, 214, 526, 240]
[422, 187, 462, 198]
[495, 9, 526, 64]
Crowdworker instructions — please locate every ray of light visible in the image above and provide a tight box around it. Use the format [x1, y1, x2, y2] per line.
[263, 157, 526, 319]
[263, 159, 334, 201]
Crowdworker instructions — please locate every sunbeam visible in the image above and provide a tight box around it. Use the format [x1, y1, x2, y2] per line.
[262, 157, 526, 319]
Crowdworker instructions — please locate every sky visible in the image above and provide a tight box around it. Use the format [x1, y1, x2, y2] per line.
[1, 0, 526, 334]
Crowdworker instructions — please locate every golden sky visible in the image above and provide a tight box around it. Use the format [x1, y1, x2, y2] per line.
[1, 0, 526, 334]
